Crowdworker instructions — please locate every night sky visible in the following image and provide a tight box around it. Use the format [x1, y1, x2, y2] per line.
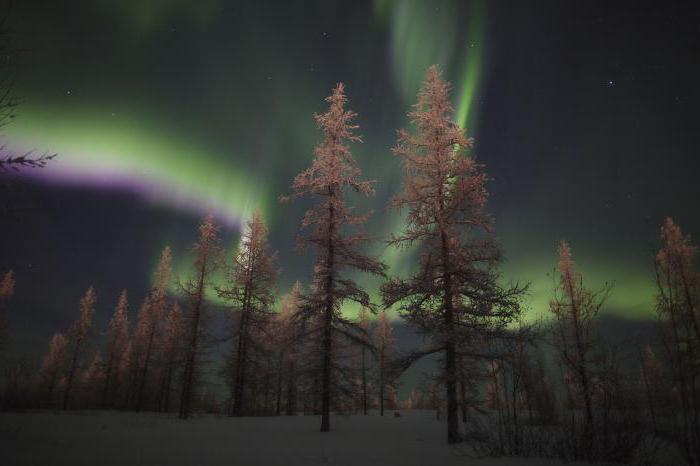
[2, 0, 699, 359]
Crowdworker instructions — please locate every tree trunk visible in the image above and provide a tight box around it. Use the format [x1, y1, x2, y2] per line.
[63, 336, 83, 410]
[232, 282, 251, 417]
[101, 353, 115, 408]
[136, 322, 157, 411]
[286, 362, 296, 416]
[361, 346, 367, 415]
[441, 229, 460, 444]
[459, 379, 468, 423]
[320, 190, 335, 433]
[179, 270, 205, 420]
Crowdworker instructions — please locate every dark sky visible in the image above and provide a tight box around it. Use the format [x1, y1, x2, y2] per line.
[1, 0, 699, 362]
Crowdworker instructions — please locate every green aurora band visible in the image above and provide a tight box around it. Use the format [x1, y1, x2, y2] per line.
[4, 0, 659, 321]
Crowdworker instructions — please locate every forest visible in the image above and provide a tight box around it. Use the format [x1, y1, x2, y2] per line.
[2, 65, 699, 466]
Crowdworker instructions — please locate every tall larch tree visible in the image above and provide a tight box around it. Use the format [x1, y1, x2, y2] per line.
[281, 83, 386, 432]
[381, 65, 523, 443]
[374, 310, 394, 416]
[178, 215, 222, 419]
[549, 241, 609, 459]
[218, 211, 277, 416]
[63, 286, 96, 409]
[134, 246, 172, 410]
[101, 289, 129, 407]
[654, 217, 700, 465]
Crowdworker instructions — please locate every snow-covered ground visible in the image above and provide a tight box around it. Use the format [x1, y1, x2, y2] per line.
[1, 409, 579, 466]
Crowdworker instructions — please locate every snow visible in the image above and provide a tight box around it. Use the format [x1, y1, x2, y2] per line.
[1, 410, 580, 466]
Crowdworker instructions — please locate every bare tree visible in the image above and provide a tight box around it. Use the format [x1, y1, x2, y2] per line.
[281, 83, 385, 432]
[654, 217, 700, 465]
[63, 286, 96, 409]
[158, 302, 182, 412]
[101, 290, 129, 408]
[134, 246, 172, 410]
[358, 305, 370, 415]
[279, 281, 303, 416]
[374, 310, 394, 416]
[80, 350, 103, 406]
[0, 6, 54, 172]
[381, 65, 524, 443]
[218, 211, 277, 416]
[549, 240, 609, 459]
[178, 216, 222, 419]
[39, 332, 67, 406]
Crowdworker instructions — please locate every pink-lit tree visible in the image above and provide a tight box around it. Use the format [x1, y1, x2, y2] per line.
[282, 83, 385, 432]
[382, 65, 524, 444]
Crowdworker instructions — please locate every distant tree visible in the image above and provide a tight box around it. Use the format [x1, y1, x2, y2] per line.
[81, 350, 103, 405]
[218, 211, 277, 416]
[0, 270, 14, 353]
[63, 286, 96, 409]
[116, 340, 133, 407]
[281, 83, 386, 432]
[158, 302, 182, 412]
[548, 241, 609, 459]
[381, 65, 524, 443]
[270, 282, 302, 416]
[128, 297, 151, 405]
[639, 345, 664, 434]
[178, 215, 222, 419]
[133, 246, 172, 410]
[279, 281, 303, 416]
[358, 306, 370, 415]
[39, 332, 67, 405]
[101, 290, 129, 408]
[374, 310, 394, 416]
[654, 217, 700, 465]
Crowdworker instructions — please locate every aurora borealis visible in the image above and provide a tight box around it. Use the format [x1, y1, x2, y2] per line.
[1, 0, 699, 359]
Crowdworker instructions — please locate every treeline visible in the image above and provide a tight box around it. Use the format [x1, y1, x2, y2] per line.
[0, 215, 400, 418]
[0, 65, 698, 465]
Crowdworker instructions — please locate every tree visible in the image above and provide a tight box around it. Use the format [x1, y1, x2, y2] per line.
[0, 270, 14, 353]
[39, 332, 67, 405]
[358, 305, 370, 415]
[158, 302, 182, 412]
[178, 215, 222, 419]
[549, 240, 609, 459]
[281, 83, 386, 432]
[279, 281, 303, 416]
[654, 217, 700, 465]
[101, 289, 129, 408]
[128, 296, 151, 406]
[81, 350, 103, 405]
[63, 286, 96, 409]
[218, 211, 277, 416]
[374, 310, 394, 416]
[381, 65, 523, 443]
[0, 7, 54, 172]
[134, 246, 172, 410]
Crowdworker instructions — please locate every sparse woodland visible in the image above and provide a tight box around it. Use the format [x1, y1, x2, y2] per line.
[1, 66, 700, 465]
